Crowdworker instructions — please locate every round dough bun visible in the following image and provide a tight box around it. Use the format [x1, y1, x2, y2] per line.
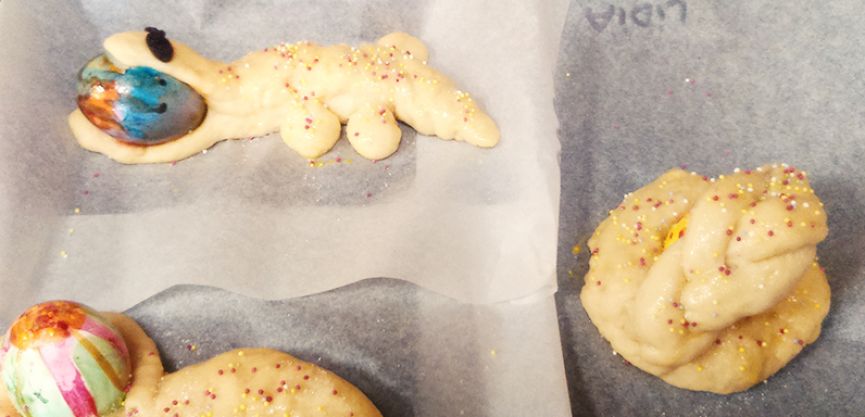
[580, 164, 830, 394]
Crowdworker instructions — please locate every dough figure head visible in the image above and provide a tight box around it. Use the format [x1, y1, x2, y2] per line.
[580, 164, 830, 394]
[70, 28, 500, 164]
[0, 304, 382, 417]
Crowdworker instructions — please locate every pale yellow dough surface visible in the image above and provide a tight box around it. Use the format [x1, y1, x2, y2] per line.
[580, 164, 830, 394]
[70, 31, 499, 164]
[1, 314, 382, 417]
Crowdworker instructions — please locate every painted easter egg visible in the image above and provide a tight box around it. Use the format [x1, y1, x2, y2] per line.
[0, 301, 131, 417]
[76, 54, 206, 145]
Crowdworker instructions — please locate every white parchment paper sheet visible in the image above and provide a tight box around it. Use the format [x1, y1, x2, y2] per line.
[0, 0, 567, 319]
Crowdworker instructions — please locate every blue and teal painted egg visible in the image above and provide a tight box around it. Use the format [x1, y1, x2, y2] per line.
[0, 301, 131, 417]
[76, 54, 206, 145]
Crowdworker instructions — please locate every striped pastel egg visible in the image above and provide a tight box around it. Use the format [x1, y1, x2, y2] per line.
[0, 301, 131, 417]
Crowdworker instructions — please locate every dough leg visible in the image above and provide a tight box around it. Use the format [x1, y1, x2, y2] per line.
[376, 32, 429, 62]
[346, 105, 402, 160]
[280, 100, 342, 159]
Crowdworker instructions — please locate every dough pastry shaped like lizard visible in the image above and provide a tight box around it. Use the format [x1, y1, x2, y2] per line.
[0, 301, 382, 417]
[72, 27, 499, 164]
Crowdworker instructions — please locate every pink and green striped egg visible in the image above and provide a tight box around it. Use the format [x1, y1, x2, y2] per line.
[0, 301, 131, 417]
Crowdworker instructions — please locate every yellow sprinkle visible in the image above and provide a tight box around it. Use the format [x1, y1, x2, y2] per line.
[663, 216, 688, 249]
[738, 347, 745, 353]
[814, 303, 821, 309]
[237, 351, 244, 356]
[73, 207, 81, 214]
[68, 228, 75, 235]
[739, 365, 746, 372]
[59, 250, 68, 258]
[571, 244, 582, 256]
[490, 349, 497, 357]
[696, 365, 704, 372]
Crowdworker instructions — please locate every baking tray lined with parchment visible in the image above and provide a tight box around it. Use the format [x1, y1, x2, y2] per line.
[0, 0, 571, 416]
[555, 1, 865, 415]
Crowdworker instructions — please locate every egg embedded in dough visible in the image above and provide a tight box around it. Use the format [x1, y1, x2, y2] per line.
[0, 304, 382, 417]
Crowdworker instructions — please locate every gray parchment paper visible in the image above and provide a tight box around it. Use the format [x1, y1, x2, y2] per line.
[555, 1, 865, 416]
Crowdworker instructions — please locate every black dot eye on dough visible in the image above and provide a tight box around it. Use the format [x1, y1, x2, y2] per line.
[155, 103, 168, 113]
[145, 26, 173, 62]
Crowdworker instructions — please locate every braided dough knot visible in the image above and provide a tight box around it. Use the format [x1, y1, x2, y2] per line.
[581, 164, 830, 393]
